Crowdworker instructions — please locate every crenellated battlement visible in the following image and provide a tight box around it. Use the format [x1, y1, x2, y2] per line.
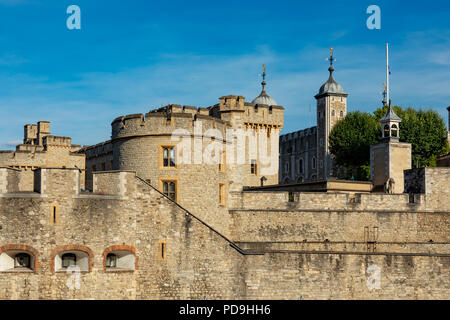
[280, 126, 317, 143]
[111, 105, 231, 141]
[43, 135, 73, 148]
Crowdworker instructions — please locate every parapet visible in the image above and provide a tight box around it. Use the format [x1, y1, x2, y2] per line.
[404, 167, 450, 210]
[33, 168, 81, 196]
[111, 105, 230, 141]
[43, 135, 72, 148]
[280, 127, 317, 143]
[0, 167, 21, 193]
[92, 171, 137, 198]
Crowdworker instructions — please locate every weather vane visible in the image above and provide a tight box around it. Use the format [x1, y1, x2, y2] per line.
[259, 64, 266, 82]
[259, 64, 267, 90]
[326, 47, 335, 67]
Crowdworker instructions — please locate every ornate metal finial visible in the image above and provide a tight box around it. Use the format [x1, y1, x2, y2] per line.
[326, 47, 335, 66]
[259, 64, 267, 91]
[326, 47, 335, 74]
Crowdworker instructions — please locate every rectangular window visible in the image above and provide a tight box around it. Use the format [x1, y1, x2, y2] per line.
[92, 165, 96, 172]
[219, 151, 226, 172]
[162, 146, 176, 168]
[162, 180, 177, 201]
[219, 184, 226, 206]
[101, 162, 106, 171]
[158, 241, 167, 261]
[251, 160, 257, 175]
[110, 160, 114, 170]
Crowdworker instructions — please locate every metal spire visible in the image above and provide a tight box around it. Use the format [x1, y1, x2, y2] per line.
[326, 47, 336, 73]
[259, 64, 267, 92]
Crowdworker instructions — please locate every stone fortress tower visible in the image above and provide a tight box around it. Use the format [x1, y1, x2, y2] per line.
[279, 48, 347, 183]
[315, 48, 348, 180]
[79, 69, 284, 234]
[0, 121, 85, 190]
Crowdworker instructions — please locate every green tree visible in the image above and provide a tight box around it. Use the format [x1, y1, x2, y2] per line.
[329, 111, 381, 180]
[374, 106, 449, 167]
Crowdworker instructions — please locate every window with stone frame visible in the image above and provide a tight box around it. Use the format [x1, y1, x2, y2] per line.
[162, 146, 176, 167]
[159, 241, 167, 261]
[219, 183, 226, 206]
[219, 151, 226, 172]
[162, 180, 177, 201]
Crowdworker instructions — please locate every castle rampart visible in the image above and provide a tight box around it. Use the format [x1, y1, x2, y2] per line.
[1, 168, 449, 299]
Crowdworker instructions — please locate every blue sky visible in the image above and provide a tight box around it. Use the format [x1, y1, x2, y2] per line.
[0, 0, 449, 148]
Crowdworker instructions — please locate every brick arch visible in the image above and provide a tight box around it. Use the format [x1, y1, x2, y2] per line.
[103, 245, 138, 272]
[50, 245, 94, 273]
[0, 244, 40, 272]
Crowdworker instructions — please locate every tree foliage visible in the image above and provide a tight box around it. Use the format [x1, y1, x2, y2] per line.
[329, 111, 380, 180]
[374, 106, 449, 167]
[330, 106, 449, 181]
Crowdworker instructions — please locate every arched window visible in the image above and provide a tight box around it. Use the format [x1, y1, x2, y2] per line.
[331, 110, 335, 117]
[62, 253, 77, 268]
[312, 157, 316, 169]
[285, 162, 290, 174]
[340, 111, 344, 118]
[391, 124, 398, 137]
[0, 245, 38, 272]
[299, 159, 304, 174]
[106, 253, 117, 268]
[52, 246, 93, 272]
[384, 124, 390, 137]
[14, 253, 31, 268]
[103, 246, 137, 272]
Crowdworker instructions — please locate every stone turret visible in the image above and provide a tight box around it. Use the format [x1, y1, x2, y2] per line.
[370, 105, 412, 193]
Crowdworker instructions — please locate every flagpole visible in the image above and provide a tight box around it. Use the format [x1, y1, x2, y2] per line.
[386, 43, 390, 105]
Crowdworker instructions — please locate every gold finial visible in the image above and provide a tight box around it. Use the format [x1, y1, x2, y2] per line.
[263, 64, 266, 73]
[383, 83, 386, 90]
[330, 47, 333, 56]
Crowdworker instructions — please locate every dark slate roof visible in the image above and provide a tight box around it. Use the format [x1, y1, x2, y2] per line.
[252, 88, 278, 106]
[380, 106, 402, 122]
[317, 67, 346, 96]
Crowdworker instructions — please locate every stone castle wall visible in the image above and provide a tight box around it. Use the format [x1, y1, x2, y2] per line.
[0, 168, 449, 299]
